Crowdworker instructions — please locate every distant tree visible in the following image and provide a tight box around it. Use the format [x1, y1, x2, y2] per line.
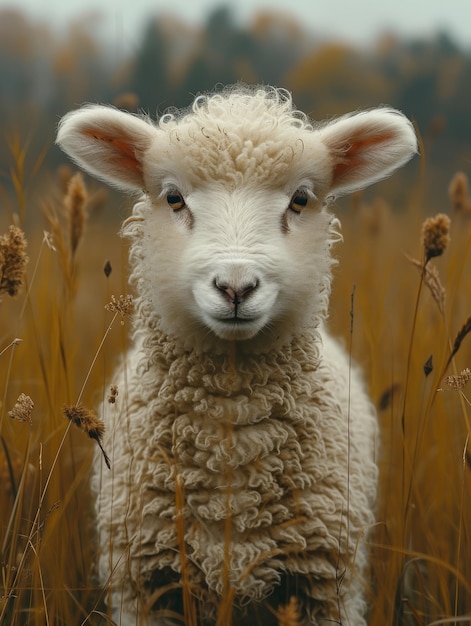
[179, 6, 258, 99]
[397, 70, 438, 127]
[50, 14, 110, 112]
[248, 11, 310, 85]
[286, 43, 392, 116]
[0, 10, 42, 106]
[129, 20, 171, 112]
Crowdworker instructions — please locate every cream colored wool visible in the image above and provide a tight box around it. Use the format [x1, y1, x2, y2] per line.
[57, 86, 417, 625]
[96, 315, 377, 625]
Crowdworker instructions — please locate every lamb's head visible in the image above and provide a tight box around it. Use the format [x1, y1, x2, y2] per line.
[57, 87, 417, 351]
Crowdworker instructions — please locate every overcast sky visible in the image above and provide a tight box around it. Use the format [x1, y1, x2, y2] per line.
[2, 0, 471, 50]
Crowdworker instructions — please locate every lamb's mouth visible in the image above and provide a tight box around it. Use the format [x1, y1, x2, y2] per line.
[218, 316, 255, 325]
[210, 315, 263, 339]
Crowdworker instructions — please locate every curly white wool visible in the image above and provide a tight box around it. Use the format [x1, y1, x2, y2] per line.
[56, 85, 417, 625]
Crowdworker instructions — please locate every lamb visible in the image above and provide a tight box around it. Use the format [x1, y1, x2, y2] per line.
[56, 85, 417, 626]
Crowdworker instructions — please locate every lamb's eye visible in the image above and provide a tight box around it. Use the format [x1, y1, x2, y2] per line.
[166, 192, 186, 211]
[289, 191, 308, 214]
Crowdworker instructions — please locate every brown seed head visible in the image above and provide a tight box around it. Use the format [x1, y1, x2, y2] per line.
[448, 172, 469, 212]
[64, 403, 104, 439]
[0, 225, 29, 296]
[65, 172, 88, 257]
[105, 294, 134, 320]
[8, 393, 34, 425]
[64, 403, 110, 468]
[421, 213, 451, 264]
[446, 315, 471, 370]
[445, 368, 471, 391]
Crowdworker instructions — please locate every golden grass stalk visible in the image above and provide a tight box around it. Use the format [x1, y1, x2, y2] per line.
[0, 283, 130, 623]
[0, 337, 23, 358]
[62, 296, 134, 470]
[0, 338, 23, 435]
[42, 171, 91, 296]
[445, 315, 471, 370]
[406, 254, 446, 315]
[276, 596, 301, 626]
[175, 473, 198, 626]
[5, 132, 50, 224]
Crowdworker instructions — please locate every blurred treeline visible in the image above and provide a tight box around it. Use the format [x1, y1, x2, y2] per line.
[1, 5, 471, 206]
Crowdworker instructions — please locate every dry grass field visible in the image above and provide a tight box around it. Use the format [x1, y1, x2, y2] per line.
[1, 154, 471, 624]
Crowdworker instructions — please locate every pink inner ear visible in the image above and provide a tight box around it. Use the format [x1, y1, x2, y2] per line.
[83, 128, 143, 177]
[332, 131, 395, 183]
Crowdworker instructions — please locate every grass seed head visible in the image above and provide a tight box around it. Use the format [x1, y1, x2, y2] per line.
[0, 225, 29, 296]
[448, 171, 470, 212]
[65, 172, 88, 257]
[8, 393, 34, 425]
[446, 316, 471, 369]
[64, 403, 104, 439]
[105, 294, 134, 320]
[445, 368, 471, 391]
[64, 403, 110, 468]
[421, 213, 451, 264]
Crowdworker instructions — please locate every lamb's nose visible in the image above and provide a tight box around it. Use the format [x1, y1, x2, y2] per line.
[214, 279, 258, 306]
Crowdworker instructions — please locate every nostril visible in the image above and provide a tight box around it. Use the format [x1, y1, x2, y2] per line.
[214, 279, 259, 304]
[238, 280, 258, 299]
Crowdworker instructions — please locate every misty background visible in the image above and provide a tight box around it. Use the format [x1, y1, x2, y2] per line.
[0, 2, 470, 211]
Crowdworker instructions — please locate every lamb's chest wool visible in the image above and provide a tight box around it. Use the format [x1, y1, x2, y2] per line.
[56, 86, 417, 625]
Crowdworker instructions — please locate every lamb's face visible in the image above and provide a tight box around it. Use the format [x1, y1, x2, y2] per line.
[56, 88, 417, 350]
[135, 177, 336, 346]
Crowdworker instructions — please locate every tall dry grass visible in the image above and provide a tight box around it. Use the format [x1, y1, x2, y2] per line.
[1, 147, 471, 625]
[0, 163, 129, 625]
[330, 173, 471, 625]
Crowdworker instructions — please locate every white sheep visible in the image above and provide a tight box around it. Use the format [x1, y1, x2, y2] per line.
[56, 86, 417, 626]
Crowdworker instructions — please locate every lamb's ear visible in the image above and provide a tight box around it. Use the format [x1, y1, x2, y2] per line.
[56, 106, 157, 191]
[318, 108, 418, 196]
